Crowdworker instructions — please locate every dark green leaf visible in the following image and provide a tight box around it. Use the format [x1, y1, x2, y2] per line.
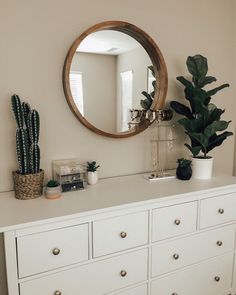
[170, 101, 194, 119]
[176, 76, 193, 89]
[204, 121, 231, 138]
[206, 131, 233, 153]
[187, 132, 208, 150]
[206, 84, 229, 97]
[198, 76, 217, 88]
[178, 118, 204, 133]
[141, 91, 153, 102]
[187, 55, 208, 86]
[185, 143, 202, 157]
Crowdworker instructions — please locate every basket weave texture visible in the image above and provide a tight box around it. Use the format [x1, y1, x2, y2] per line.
[13, 170, 44, 200]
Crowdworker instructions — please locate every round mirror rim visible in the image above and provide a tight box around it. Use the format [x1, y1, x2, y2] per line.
[63, 20, 168, 138]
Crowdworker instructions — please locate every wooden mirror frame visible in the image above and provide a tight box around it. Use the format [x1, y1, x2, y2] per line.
[63, 20, 168, 138]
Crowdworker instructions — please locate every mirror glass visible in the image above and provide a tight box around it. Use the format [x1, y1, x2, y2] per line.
[69, 30, 154, 134]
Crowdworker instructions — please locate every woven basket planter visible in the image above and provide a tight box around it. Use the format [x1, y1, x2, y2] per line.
[13, 170, 44, 200]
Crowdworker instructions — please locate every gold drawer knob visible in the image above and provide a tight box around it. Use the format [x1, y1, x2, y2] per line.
[218, 208, 224, 214]
[173, 253, 180, 260]
[214, 276, 220, 282]
[217, 240, 223, 246]
[174, 219, 181, 225]
[52, 248, 60, 256]
[120, 232, 127, 238]
[120, 270, 127, 277]
[54, 291, 62, 295]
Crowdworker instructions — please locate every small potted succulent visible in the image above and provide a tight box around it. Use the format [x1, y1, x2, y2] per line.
[45, 180, 61, 199]
[170, 55, 233, 179]
[176, 158, 192, 180]
[87, 161, 100, 185]
[11, 94, 44, 199]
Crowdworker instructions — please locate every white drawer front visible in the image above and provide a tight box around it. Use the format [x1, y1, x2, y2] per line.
[17, 224, 89, 278]
[152, 225, 235, 277]
[93, 211, 148, 257]
[20, 249, 148, 295]
[200, 194, 236, 229]
[151, 253, 234, 295]
[114, 284, 147, 295]
[152, 201, 197, 241]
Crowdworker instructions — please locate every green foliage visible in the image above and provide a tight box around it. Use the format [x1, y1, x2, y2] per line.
[177, 158, 191, 168]
[47, 180, 60, 187]
[87, 161, 100, 172]
[170, 55, 233, 158]
[11, 94, 41, 175]
[140, 65, 156, 110]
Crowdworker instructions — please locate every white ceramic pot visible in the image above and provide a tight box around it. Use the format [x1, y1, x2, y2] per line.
[87, 171, 98, 185]
[192, 157, 213, 179]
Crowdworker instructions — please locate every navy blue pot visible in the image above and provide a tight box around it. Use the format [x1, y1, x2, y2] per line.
[176, 165, 192, 180]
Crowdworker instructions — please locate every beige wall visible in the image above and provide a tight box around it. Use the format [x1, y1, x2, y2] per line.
[71, 52, 117, 133]
[0, 1, 235, 293]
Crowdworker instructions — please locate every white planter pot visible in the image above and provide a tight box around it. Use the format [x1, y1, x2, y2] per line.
[87, 171, 98, 185]
[192, 157, 213, 179]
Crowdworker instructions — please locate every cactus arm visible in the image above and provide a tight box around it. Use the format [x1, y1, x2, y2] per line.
[16, 128, 30, 175]
[22, 102, 31, 143]
[29, 110, 40, 144]
[29, 144, 40, 174]
[11, 95, 24, 128]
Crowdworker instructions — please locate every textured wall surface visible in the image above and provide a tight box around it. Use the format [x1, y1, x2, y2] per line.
[0, 1, 235, 294]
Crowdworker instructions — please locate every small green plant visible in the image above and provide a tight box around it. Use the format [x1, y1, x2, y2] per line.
[140, 65, 156, 110]
[177, 158, 191, 168]
[87, 161, 100, 172]
[46, 180, 60, 187]
[170, 54, 233, 158]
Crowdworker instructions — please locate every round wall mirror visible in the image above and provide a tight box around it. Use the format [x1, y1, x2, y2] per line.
[63, 21, 168, 138]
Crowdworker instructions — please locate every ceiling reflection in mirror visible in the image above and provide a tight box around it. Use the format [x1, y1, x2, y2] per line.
[69, 30, 154, 134]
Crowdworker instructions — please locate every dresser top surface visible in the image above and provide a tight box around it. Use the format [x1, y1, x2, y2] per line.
[0, 174, 236, 232]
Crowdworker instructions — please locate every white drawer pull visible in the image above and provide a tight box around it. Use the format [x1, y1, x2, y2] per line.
[218, 208, 224, 214]
[214, 276, 220, 282]
[174, 219, 181, 225]
[120, 232, 127, 238]
[173, 253, 179, 260]
[120, 270, 127, 277]
[54, 291, 62, 295]
[217, 240, 223, 246]
[52, 248, 61, 256]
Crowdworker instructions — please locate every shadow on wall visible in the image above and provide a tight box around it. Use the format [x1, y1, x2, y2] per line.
[0, 234, 7, 295]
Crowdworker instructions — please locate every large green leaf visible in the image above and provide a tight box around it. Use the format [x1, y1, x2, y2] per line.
[170, 101, 194, 119]
[185, 143, 202, 157]
[206, 131, 233, 153]
[187, 132, 208, 150]
[206, 84, 229, 97]
[177, 76, 193, 89]
[198, 76, 217, 88]
[187, 55, 208, 86]
[204, 121, 231, 138]
[178, 118, 204, 133]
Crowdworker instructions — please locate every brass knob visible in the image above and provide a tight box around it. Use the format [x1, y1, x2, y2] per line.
[217, 240, 223, 246]
[52, 248, 60, 256]
[214, 276, 220, 282]
[120, 232, 127, 238]
[173, 253, 179, 260]
[120, 270, 127, 277]
[54, 291, 61, 295]
[218, 208, 224, 214]
[174, 219, 181, 225]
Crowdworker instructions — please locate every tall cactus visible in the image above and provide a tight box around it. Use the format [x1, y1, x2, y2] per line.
[29, 110, 40, 173]
[11, 95, 41, 175]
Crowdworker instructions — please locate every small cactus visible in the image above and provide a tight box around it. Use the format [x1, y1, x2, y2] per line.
[11, 94, 41, 175]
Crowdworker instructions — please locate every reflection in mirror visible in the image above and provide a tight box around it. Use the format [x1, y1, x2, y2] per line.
[69, 30, 153, 134]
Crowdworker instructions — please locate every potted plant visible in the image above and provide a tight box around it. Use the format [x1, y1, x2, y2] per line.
[176, 158, 192, 180]
[170, 55, 233, 179]
[87, 161, 100, 185]
[45, 180, 61, 199]
[11, 94, 44, 199]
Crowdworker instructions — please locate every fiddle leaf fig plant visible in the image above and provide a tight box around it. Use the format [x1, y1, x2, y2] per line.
[140, 65, 156, 110]
[170, 54, 233, 158]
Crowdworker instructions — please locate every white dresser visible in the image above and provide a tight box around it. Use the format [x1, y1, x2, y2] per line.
[1, 174, 236, 295]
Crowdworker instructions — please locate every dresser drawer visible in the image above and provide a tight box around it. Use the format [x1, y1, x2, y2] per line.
[17, 224, 89, 278]
[114, 284, 147, 295]
[151, 253, 234, 295]
[152, 201, 197, 241]
[200, 194, 236, 229]
[152, 225, 235, 277]
[93, 211, 148, 257]
[20, 248, 148, 295]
